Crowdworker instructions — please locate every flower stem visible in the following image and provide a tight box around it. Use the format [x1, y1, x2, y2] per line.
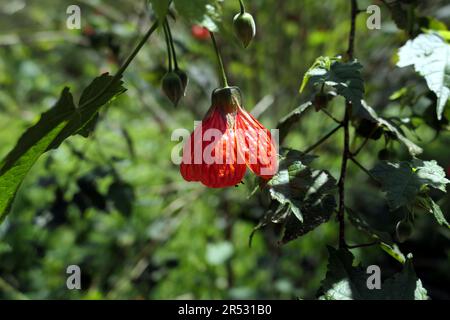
[165, 19, 179, 70]
[80, 20, 159, 109]
[163, 21, 173, 71]
[239, 0, 246, 14]
[209, 31, 229, 87]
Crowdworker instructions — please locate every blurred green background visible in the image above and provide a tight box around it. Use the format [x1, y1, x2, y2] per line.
[0, 0, 449, 299]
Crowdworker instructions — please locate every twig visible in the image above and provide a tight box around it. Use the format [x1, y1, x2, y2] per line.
[347, 241, 379, 249]
[303, 124, 342, 154]
[350, 156, 379, 184]
[321, 108, 342, 124]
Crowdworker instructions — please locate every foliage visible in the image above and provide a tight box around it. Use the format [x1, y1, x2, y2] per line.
[0, 0, 449, 300]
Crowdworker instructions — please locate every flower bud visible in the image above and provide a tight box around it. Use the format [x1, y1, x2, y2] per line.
[161, 71, 184, 106]
[233, 12, 256, 48]
[175, 68, 189, 96]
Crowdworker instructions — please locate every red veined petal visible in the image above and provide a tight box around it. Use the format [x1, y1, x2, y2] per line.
[236, 107, 278, 179]
[180, 108, 247, 188]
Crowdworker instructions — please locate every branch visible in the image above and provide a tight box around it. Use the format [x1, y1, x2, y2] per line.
[302, 124, 342, 154]
[337, 0, 359, 249]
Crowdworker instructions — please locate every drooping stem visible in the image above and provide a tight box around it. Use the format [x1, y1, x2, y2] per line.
[337, 0, 358, 249]
[209, 31, 229, 87]
[165, 19, 179, 70]
[80, 20, 159, 109]
[239, 0, 246, 14]
[163, 21, 173, 71]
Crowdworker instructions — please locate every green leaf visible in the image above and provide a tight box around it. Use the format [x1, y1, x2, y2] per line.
[276, 102, 312, 144]
[174, 0, 221, 32]
[347, 207, 405, 263]
[397, 33, 450, 119]
[265, 150, 336, 243]
[417, 196, 450, 228]
[149, 0, 171, 21]
[0, 88, 75, 221]
[411, 158, 450, 192]
[48, 73, 126, 150]
[357, 101, 423, 156]
[319, 247, 428, 300]
[371, 159, 449, 210]
[300, 57, 364, 113]
[0, 73, 126, 221]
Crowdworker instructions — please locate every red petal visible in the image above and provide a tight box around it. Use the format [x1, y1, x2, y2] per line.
[180, 108, 247, 188]
[236, 107, 278, 179]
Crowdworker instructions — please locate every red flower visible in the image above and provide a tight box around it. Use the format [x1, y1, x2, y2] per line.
[191, 25, 210, 41]
[180, 87, 278, 188]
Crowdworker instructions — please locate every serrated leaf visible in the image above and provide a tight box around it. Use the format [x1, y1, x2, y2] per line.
[319, 247, 428, 300]
[265, 150, 336, 243]
[417, 196, 450, 228]
[48, 73, 126, 150]
[301, 58, 364, 113]
[0, 73, 126, 221]
[347, 207, 405, 263]
[397, 33, 450, 119]
[411, 159, 450, 192]
[149, 0, 171, 21]
[174, 0, 221, 32]
[0, 88, 75, 221]
[357, 101, 423, 156]
[371, 159, 449, 211]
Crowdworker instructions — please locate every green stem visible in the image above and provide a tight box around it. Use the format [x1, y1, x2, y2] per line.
[163, 22, 173, 71]
[165, 20, 179, 70]
[80, 20, 159, 110]
[239, 0, 246, 14]
[209, 31, 229, 87]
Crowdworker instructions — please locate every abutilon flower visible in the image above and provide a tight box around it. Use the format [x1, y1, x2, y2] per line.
[180, 87, 278, 188]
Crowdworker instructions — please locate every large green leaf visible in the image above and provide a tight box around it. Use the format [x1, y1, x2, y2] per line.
[397, 33, 450, 119]
[0, 74, 126, 221]
[371, 159, 449, 211]
[0, 88, 75, 220]
[300, 57, 365, 114]
[319, 247, 428, 300]
[173, 0, 221, 31]
[258, 150, 337, 244]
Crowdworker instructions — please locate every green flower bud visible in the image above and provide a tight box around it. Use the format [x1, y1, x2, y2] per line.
[396, 219, 413, 243]
[162, 71, 184, 106]
[233, 12, 256, 48]
[175, 68, 189, 96]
